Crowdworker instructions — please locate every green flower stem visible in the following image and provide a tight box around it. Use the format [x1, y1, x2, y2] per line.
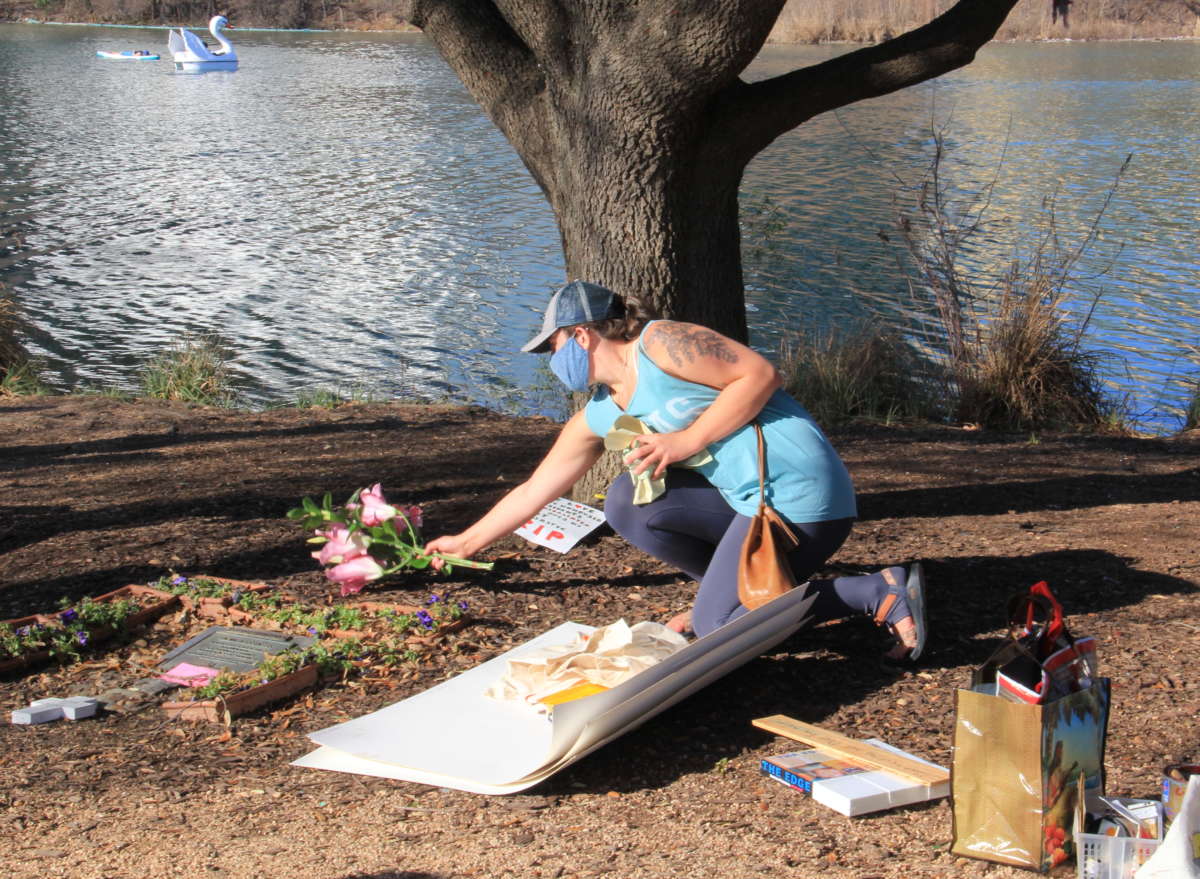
[431, 552, 493, 571]
[380, 552, 493, 574]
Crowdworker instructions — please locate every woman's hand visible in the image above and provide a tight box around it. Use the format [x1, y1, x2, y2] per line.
[422, 534, 473, 571]
[623, 430, 700, 480]
[416, 411, 604, 568]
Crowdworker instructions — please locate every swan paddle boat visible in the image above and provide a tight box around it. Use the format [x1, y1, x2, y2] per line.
[167, 15, 237, 73]
[96, 50, 160, 61]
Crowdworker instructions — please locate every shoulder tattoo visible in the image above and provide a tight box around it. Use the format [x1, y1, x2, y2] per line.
[653, 322, 739, 368]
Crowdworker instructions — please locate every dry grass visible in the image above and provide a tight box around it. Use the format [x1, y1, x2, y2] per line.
[0, 289, 21, 375]
[137, 334, 240, 407]
[892, 133, 1129, 431]
[952, 262, 1113, 429]
[1186, 381, 1200, 431]
[768, 0, 1200, 43]
[0, 288, 48, 396]
[779, 323, 939, 426]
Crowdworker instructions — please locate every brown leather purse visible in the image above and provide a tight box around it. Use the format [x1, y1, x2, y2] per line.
[737, 423, 800, 610]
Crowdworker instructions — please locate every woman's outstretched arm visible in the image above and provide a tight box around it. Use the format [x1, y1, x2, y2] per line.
[424, 409, 604, 560]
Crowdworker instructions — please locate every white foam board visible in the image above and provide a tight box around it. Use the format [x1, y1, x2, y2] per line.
[294, 586, 817, 794]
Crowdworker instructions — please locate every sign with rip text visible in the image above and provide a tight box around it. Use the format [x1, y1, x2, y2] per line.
[515, 498, 607, 553]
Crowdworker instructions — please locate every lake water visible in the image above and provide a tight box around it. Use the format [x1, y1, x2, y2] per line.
[1, 24, 1197, 430]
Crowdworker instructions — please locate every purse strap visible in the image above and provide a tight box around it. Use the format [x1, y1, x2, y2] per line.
[749, 421, 799, 543]
[753, 422, 767, 507]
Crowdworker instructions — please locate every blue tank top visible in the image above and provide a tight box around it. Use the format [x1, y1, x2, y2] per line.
[583, 322, 857, 522]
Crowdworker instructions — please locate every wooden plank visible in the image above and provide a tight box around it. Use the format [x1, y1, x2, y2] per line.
[752, 715, 949, 785]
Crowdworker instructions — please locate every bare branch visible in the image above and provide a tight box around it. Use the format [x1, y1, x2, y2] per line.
[722, 0, 1020, 161]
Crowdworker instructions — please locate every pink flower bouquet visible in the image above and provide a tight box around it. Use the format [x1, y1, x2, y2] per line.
[288, 483, 491, 596]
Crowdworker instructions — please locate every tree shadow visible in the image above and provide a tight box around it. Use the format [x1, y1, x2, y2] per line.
[337, 873, 446, 879]
[0, 415, 451, 470]
[856, 464, 1200, 521]
[0, 543, 315, 615]
[490, 571, 682, 597]
[0, 471, 517, 558]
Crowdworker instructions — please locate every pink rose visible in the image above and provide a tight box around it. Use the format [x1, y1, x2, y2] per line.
[400, 504, 423, 530]
[324, 555, 385, 596]
[351, 483, 398, 527]
[312, 523, 370, 566]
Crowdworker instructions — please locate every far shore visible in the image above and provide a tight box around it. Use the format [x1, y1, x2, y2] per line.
[8, 17, 1199, 43]
[3, 7, 1197, 44]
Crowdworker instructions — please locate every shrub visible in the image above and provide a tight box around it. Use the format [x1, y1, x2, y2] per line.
[779, 323, 940, 426]
[1185, 381, 1200, 432]
[0, 289, 50, 397]
[0, 290, 20, 372]
[137, 334, 240, 406]
[951, 259, 1115, 430]
[892, 131, 1128, 432]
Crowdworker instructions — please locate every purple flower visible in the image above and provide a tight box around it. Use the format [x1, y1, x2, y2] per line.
[75, 630, 89, 646]
[60, 609, 78, 624]
[416, 610, 434, 629]
[426, 594, 442, 605]
[16, 626, 30, 637]
[457, 600, 469, 612]
[171, 575, 187, 586]
[307, 626, 319, 636]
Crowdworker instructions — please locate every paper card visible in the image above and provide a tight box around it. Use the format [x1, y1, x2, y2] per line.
[159, 662, 220, 687]
[514, 497, 607, 553]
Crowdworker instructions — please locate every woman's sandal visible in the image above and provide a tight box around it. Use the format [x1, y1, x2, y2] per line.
[875, 562, 927, 663]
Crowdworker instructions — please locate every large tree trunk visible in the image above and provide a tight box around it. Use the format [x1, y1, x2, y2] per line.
[559, 153, 751, 501]
[553, 147, 749, 340]
[405, 0, 1019, 338]
[400, 0, 1020, 499]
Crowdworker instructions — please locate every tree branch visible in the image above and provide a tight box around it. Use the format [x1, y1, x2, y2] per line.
[723, 0, 1020, 161]
[492, 0, 571, 76]
[572, 0, 782, 108]
[400, 1, 554, 188]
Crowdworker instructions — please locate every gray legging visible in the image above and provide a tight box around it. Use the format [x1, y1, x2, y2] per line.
[604, 470, 898, 638]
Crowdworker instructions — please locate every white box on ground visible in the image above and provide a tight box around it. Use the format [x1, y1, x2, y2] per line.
[12, 702, 65, 724]
[765, 740, 949, 816]
[12, 696, 100, 724]
[815, 741, 948, 816]
[61, 697, 99, 720]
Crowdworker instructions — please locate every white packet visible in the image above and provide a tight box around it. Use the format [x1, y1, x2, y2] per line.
[1136, 774, 1200, 878]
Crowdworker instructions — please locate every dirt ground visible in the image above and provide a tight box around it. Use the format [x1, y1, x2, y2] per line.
[1, 395, 1197, 879]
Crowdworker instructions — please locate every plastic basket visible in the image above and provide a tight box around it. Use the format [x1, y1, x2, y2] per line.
[1076, 833, 1161, 879]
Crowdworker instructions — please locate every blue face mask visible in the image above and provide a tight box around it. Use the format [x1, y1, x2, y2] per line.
[549, 336, 591, 392]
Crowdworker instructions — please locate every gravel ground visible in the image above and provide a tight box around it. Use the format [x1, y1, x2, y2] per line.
[1, 397, 1197, 879]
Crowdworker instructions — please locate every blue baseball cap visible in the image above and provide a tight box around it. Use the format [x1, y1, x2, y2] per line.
[521, 280, 619, 353]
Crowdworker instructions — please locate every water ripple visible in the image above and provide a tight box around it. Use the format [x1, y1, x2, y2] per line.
[1, 27, 1197, 429]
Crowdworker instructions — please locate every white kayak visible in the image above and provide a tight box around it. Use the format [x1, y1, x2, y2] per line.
[96, 50, 161, 61]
